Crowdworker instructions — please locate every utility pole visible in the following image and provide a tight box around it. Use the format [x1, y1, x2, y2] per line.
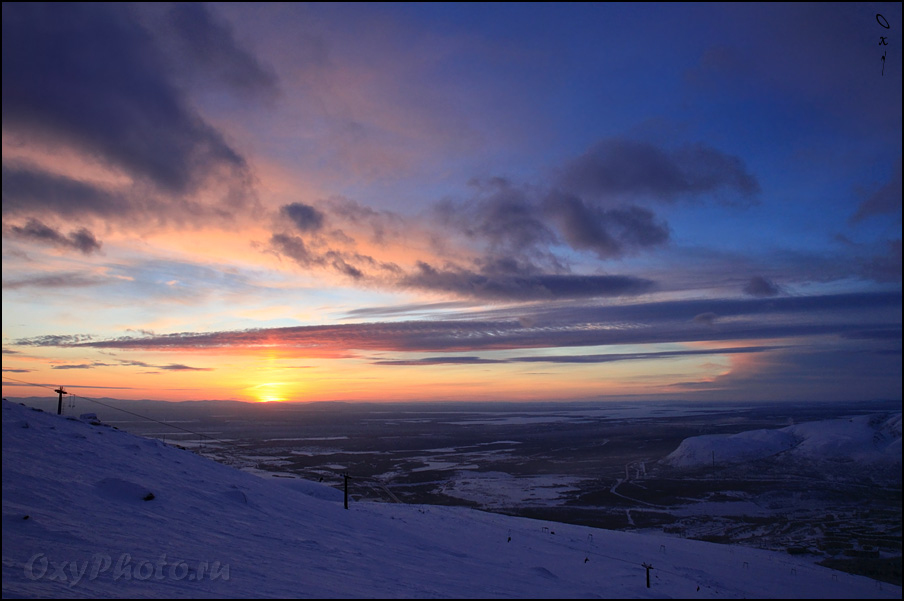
[642, 562, 653, 588]
[54, 386, 67, 415]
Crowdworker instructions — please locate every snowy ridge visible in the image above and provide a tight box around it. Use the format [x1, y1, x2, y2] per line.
[663, 412, 902, 469]
[2, 400, 900, 599]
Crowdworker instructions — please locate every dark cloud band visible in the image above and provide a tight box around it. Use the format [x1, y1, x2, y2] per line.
[14, 292, 899, 355]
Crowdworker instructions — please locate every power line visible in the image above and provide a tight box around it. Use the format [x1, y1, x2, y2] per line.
[2, 375, 392, 495]
[2, 375, 233, 447]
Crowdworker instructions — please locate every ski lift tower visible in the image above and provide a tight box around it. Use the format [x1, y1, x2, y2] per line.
[54, 386, 68, 415]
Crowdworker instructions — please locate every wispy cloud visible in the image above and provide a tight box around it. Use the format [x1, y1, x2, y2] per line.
[399, 262, 655, 301]
[6, 218, 101, 255]
[374, 345, 782, 366]
[48, 359, 212, 372]
[14, 292, 899, 355]
[1, 274, 108, 290]
[851, 160, 902, 223]
[281, 202, 326, 233]
[743, 276, 781, 297]
[556, 139, 760, 204]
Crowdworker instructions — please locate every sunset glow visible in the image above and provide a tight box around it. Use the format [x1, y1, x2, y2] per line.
[2, 3, 901, 404]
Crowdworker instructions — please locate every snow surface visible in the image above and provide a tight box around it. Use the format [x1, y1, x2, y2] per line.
[663, 412, 902, 469]
[2, 399, 900, 599]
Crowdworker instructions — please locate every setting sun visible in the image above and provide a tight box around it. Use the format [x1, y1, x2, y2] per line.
[250, 382, 287, 403]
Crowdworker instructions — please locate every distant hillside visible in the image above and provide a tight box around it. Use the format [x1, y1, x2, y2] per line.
[663, 412, 902, 481]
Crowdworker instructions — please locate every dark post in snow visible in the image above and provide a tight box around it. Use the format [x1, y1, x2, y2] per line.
[343, 473, 349, 510]
[642, 562, 653, 588]
[54, 386, 67, 415]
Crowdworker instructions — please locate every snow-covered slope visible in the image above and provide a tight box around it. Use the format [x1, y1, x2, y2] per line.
[663, 412, 902, 470]
[2, 400, 900, 599]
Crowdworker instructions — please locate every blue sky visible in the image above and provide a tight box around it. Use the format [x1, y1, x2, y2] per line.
[2, 2, 901, 403]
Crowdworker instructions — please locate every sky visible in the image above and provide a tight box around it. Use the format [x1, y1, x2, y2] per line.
[2, 2, 902, 404]
[2, 398, 901, 598]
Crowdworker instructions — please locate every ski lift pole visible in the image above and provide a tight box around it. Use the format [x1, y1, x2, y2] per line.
[54, 386, 67, 415]
[642, 562, 653, 588]
[343, 473, 350, 509]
